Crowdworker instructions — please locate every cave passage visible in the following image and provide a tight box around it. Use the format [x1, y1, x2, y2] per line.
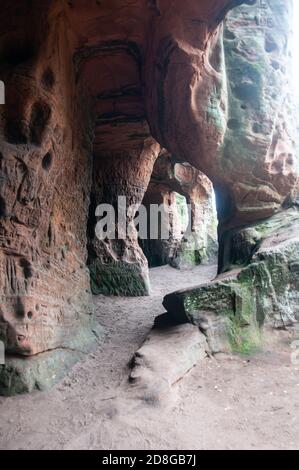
[138, 153, 218, 269]
[0, 0, 298, 403]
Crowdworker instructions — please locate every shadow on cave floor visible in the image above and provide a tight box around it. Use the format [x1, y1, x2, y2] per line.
[0, 262, 298, 450]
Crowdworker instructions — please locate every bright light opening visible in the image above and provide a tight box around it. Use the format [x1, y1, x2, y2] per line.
[292, 1, 299, 96]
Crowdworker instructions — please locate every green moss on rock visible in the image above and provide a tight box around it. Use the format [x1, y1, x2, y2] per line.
[163, 208, 299, 353]
[89, 259, 150, 296]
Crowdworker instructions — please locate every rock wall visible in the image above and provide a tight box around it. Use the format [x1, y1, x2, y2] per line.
[145, 0, 298, 236]
[0, 1, 101, 394]
[162, 207, 299, 354]
[156, 0, 299, 355]
[0, 0, 243, 393]
[88, 135, 160, 296]
[140, 151, 218, 268]
[0, 0, 298, 394]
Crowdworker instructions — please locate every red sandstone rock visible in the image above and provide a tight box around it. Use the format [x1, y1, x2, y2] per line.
[0, 0, 298, 394]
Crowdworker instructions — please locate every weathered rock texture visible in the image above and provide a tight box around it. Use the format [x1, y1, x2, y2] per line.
[145, 0, 298, 236]
[140, 151, 218, 268]
[0, 1, 102, 394]
[0, 0, 246, 394]
[154, 1, 299, 356]
[162, 207, 299, 354]
[0, 0, 298, 394]
[129, 323, 208, 402]
[88, 136, 160, 296]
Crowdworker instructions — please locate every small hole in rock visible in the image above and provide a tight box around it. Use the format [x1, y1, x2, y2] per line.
[19, 258, 33, 279]
[252, 122, 263, 133]
[42, 68, 55, 90]
[42, 152, 53, 170]
[0, 196, 6, 218]
[265, 37, 277, 53]
[30, 102, 51, 145]
[271, 60, 280, 70]
[224, 29, 236, 40]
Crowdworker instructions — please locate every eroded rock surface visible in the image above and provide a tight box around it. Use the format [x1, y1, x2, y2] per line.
[146, 0, 298, 236]
[148, 0, 299, 359]
[88, 136, 160, 296]
[129, 323, 208, 402]
[0, 1, 102, 394]
[162, 208, 299, 354]
[220, 0, 298, 229]
[0, 0, 245, 394]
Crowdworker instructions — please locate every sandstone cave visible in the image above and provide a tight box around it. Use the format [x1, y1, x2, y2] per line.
[0, 0, 299, 451]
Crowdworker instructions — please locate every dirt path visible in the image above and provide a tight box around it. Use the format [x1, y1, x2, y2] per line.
[0, 263, 298, 450]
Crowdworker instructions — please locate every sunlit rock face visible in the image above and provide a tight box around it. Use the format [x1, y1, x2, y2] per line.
[140, 151, 218, 268]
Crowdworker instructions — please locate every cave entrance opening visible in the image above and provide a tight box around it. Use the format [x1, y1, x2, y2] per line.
[139, 191, 190, 268]
[138, 156, 219, 273]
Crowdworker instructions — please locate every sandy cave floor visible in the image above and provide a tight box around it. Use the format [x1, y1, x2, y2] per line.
[0, 263, 299, 450]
